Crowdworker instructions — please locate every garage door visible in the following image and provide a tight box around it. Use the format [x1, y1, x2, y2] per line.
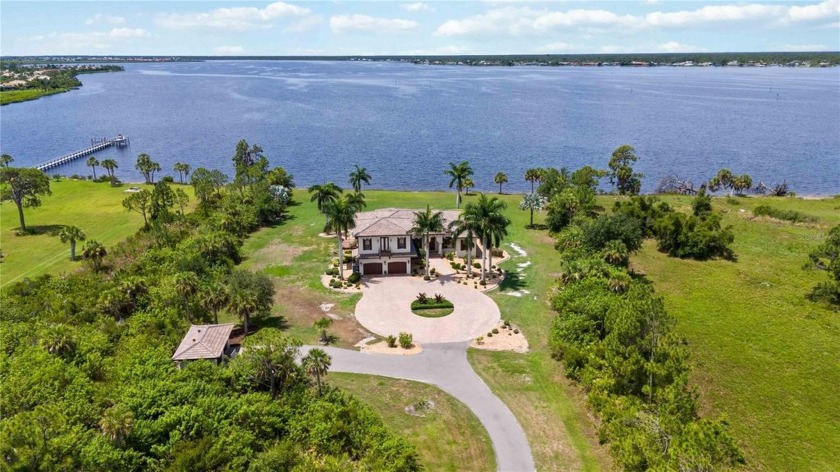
[363, 263, 383, 275]
[388, 261, 407, 274]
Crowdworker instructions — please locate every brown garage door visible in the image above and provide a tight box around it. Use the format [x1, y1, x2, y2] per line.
[388, 261, 407, 274]
[363, 263, 383, 275]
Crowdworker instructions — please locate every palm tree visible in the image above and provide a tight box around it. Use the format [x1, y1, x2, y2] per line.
[308, 182, 343, 224]
[174, 162, 191, 184]
[323, 197, 357, 279]
[100, 405, 134, 445]
[411, 205, 444, 279]
[314, 317, 333, 345]
[199, 278, 229, 324]
[448, 212, 480, 278]
[302, 348, 332, 396]
[86, 157, 99, 179]
[494, 172, 508, 194]
[227, 269, 274, 336]
[173, 272, 200, 321]
[348, 165, 372, 193]
[465, 194, 507, 283]
[463, 177, 475, 195]
[40, 324, 76, 358]
[58, 225, 86, 261]
[101, 159, 118, 180]
[525, 168, 543, 193]
[344, 192, 366, 213]
[82, 240, 107, 272]
[444, 161, 473, 209]
[485, 209, 510, 278]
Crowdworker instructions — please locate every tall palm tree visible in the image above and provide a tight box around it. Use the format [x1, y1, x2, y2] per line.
[82, 239, 107, 272]
[86, 157, 99, 179]
[58, 225, 86, 261]
[448, 212, 480, 278]
[525, 168, 543, 193]
[411, 206, 444, 279]
[444, 161, 473, 209]
[348, 165, 372, 193]
[302, 348, 332, 396]
[494, 172, 508, 194]
[200, 278, 229, 324]
[173, 272, 200, 321]
[308, 182, 343, 224]
[174, 162, 191, 184]
[465, 194, 508, 283]
[344, 192, 366, 213]
[100, 159, 118, 180]
[485, 210, 510, 278]
[323, 197, 357, 279]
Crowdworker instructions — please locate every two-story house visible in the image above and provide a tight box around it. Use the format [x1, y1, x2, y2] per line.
[353, 208, 478, 276]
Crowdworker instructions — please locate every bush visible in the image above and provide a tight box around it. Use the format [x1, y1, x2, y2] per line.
[330, 280, 343, 289]
[753, 205, 818, 224]
[430, 267, 436, 275]
[446, 252, 454, 260]
[491, 248, 504, 257]
[492, 328, 499, 334]
[476, 336, 484, 345]
[423, 275, 430, 281]
[480, 280, 487, 286]
[434, 293, 445, 303]
[343, 255, 353, 263]
[347, 272, 360, 284]
[487, 332, 493, 337]
[386, 335, 397, 348]
[473, 262, 481, 269]
[415, 292, 428, 304]
[161, 175, 175, 183]
[513, 329, 520, 334]
[398, 332, 413, 349]
[325, 268, 338, 276]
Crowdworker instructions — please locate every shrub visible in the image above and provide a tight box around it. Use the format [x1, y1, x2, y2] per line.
[473, 262, 481, 269]
[480, 280, 487, 286]
[415, 292, 428, 304]
[430, 267, 436, 275]
[491, 248, 504, 257]
[753, 205, 818, 224]
[492, 328, 499, 334]
[161, 175, 175, 183]
[513, 329, 520, 334]
[446, 252, 454, 260]
[423, 275, 430, 281]
[487, 332, 493, 337]
[398, 332, 413, 349]
[434, 293, 445, 303]
[325, 268, 338, 276]
[343, 255, 353, 263]
[386, 335, 397, 348]
[347, 272, 361, 284]
[330, 280, 342, 289]
[476, 336, 484, 345]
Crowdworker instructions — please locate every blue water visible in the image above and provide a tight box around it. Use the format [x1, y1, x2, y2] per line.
[1, 61, 838, 194]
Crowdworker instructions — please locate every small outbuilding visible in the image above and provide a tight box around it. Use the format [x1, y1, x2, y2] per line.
[172, 323, 235, 367]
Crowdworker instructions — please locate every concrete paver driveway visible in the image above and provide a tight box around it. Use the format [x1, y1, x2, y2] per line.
[355, 274, 500, 343]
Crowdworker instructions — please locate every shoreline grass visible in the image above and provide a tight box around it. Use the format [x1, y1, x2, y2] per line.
[0, 87, 74, 105]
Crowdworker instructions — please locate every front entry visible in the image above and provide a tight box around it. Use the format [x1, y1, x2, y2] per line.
[429, 237, 437, 252]
[388, 261, 407, 274]
[363, 262, 383, 275]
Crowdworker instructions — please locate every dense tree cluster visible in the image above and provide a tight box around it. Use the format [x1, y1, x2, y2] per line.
[0, 141, 419, 471]
[539, 162, 743, 470]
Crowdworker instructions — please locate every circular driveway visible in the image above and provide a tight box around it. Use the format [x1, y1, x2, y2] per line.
[355, 274, 500, 343]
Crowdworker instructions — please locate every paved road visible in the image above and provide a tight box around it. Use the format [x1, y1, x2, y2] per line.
[302, 342, 536, 472]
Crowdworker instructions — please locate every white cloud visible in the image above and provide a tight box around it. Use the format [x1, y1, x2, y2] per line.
[657, 41, 707, 52]
[434, 1, 840, 37]
[403, 2, 431, 12]
[155, 2, 310, 31]
[215, 45, 244, 54]
[535, 42, 575, 53]
[787, 0, 840, 22]
[330, 14, 419, 34]
[85, 14, 126, 26]
[781, 43, 829, 51]
[25, 28, 149, 53]
[284, 15, 323, 33]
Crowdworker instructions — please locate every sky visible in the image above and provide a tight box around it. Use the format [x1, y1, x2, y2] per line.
[1, 0, 838, 56]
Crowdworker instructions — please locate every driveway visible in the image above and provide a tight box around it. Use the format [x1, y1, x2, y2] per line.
[355, 274, 500, 343]
[301, 343, 536, 472]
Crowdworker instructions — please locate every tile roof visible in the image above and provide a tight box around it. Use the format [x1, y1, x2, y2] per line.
[353, 208, 462, 237]
[172, 324, 234, 361]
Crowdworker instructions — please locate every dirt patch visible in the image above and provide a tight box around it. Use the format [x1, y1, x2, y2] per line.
[471, 322, 529, 353]
[272, 284, 368, 346]
[251, 240, 312, 270]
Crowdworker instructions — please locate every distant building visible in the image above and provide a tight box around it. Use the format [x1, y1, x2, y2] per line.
[172, 324, 235, 367]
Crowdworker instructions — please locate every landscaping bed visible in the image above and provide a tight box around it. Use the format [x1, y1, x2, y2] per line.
[410, 293, 454, 317]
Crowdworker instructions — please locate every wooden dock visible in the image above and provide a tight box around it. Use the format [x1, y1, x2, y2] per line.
[35, 135, 129, 171]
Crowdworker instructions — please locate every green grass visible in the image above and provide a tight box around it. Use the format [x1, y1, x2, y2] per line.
[411, 300, 455, 317]
[0, 180, 193, 289]
[237, 190, 610, 471]
[627, 194, 840, 471]
[329, 373, 496, 472]
[0, 87, 73, 105]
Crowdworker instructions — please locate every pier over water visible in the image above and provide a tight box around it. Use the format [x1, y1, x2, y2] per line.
[35, 135, 129, 171]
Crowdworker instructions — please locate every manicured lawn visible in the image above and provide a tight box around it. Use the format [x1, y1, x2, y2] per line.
[411, 299, 455, 317]
[627, 194, 840, 470]
[238, 189, 610, 471]
[0, 179, 193, 289]
[329, 373, 496, 472]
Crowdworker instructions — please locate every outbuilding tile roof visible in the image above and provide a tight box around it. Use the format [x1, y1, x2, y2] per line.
[172, 324, 234, 361]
